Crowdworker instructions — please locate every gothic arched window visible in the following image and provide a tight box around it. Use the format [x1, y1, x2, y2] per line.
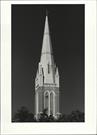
[50, 91, 55, 115]
[44, 91, 49, 114]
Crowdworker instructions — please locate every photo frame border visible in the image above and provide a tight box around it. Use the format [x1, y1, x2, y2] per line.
[1, 0, 97, 134]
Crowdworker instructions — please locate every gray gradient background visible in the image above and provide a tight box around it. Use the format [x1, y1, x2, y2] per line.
[12, 4, 84, 117]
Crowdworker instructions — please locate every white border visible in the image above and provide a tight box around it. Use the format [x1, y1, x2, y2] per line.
[1, 0, 96, 134]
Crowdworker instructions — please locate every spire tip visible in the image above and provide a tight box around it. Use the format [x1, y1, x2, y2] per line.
[46, 9, 48, 16]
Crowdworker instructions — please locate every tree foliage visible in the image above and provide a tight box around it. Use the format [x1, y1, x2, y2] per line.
[12, 106, 84, 122]
[12, 106, 36, 122]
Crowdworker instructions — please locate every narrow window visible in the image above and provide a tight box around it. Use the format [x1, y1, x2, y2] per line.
[48, 63, 50, 73]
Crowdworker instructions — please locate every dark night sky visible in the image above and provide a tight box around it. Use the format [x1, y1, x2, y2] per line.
[12, 4, 84, 117]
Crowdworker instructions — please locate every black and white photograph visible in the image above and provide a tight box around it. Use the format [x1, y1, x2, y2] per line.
[12, 4, 85, 122]
[1, 0, 97, 134]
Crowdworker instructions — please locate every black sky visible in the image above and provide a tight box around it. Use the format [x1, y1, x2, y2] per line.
[12, 4, 84, 117]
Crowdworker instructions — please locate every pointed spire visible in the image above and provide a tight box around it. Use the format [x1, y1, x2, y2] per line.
[44, 14, 49, 34]
[39, 11, 55, 84]
[56, 67, 59, 76]
[41, 12, 52, 56]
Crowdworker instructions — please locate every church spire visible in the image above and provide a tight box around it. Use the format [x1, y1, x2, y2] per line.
[39, 13, 54, 83]
[35, 11, 59, 118]
[41, 13, 53, 56]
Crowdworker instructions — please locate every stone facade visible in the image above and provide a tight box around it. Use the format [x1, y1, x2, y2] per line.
[35, 14, 59, 118]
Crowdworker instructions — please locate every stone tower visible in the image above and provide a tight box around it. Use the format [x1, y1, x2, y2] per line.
[35, 14, 59, 118]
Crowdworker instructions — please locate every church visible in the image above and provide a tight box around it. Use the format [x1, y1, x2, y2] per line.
[35, 13, 59, 118]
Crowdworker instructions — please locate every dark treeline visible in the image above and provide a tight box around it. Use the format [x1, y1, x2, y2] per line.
[12, 106, 84, 122]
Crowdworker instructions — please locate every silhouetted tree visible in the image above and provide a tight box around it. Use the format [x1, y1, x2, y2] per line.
[55, 110, 84, 122]
[25, 113, 36, 122]
[12, 106, 36, 122]
[67, 110, 84, 122]
[13, 107, 84, 122]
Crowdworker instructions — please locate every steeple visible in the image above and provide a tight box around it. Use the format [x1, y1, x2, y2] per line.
[41, 14, 53, 56]
[39, 13, 55, 84]
[35, 12, 60, 118]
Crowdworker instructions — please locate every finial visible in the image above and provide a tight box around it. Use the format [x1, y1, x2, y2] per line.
[46, 9, 48, 16]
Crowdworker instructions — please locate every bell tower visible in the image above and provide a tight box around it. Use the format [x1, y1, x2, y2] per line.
[35, 13, 59, 118]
